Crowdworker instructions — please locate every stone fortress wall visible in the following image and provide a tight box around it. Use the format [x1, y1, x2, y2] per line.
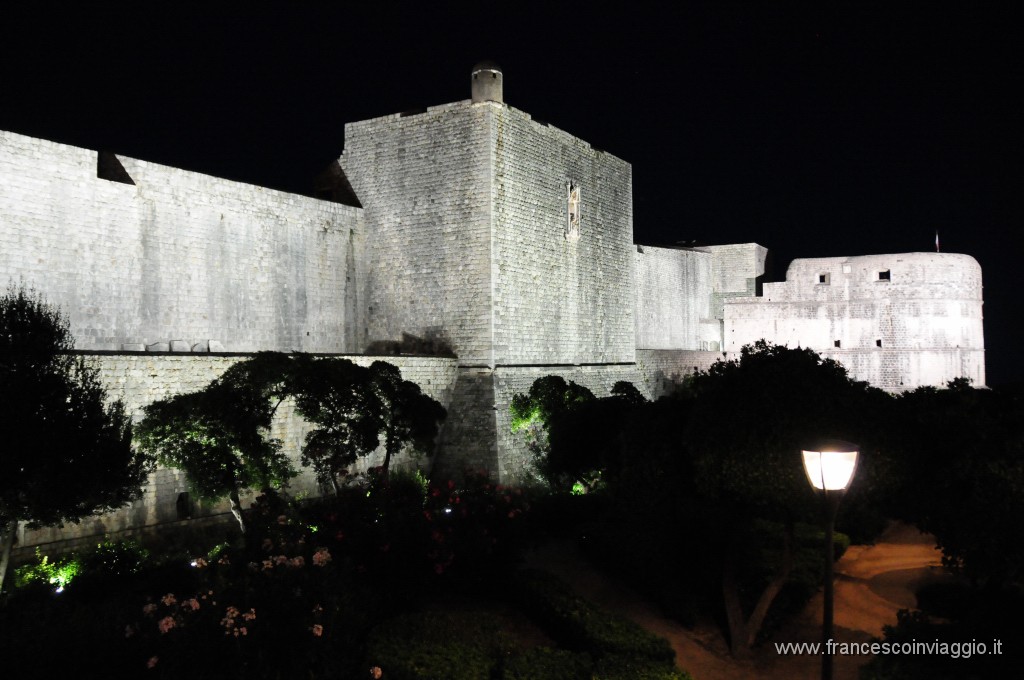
[0, 130, 365, 355]
[0, 63, 985, 552]
[724, 253, 985, 390]
[340, 102, 493, 363]
[16, 353, 457, 553]
[490, 104, 635, 366]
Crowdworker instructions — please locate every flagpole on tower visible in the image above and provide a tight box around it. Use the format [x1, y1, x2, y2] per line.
[935, 231, 940, 253]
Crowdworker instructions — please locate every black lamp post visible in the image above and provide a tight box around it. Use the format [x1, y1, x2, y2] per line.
[801, 440, 859, 680]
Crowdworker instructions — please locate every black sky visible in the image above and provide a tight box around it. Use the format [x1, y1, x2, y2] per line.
[1, 5, 1021, 384]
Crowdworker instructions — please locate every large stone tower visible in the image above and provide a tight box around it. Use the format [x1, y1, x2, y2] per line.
[338, 64, 639, 479]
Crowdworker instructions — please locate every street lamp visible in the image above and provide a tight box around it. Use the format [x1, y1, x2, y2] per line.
[802, 440, 859, 680]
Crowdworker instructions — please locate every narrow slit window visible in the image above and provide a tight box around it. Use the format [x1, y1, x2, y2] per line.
[876, 339, 882, 347]
[818, 273, 830, 284]
[878, 270, 891, 281]
[565, 181, 581, 242]
[834, 340, 841, 348]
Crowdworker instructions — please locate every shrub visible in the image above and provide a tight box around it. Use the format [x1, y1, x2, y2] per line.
[501, 647, 591, 679]
[514, 569, 676, 666]
[13, 549, 82, 590]
[366, 610, 514, 680]
[81, 538, 150, 577]
[594, 654, 695, 679]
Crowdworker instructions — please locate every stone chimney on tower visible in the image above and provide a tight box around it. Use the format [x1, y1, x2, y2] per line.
[471, 60, 503, 104]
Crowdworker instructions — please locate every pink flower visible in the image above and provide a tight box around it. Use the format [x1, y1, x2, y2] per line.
[217, 555, 230, 566]
[311, 624, 324, 637]
[142, 603, 157, 616]
[242, 608, 256, 622]
[185, 598, 200, 611]
[262, 559, 274, 570]
[147, 656, 159, 669]
[193, 557, 208, 568]
[370, 665, 383, 679]
[158, 616, 176, 634]
[312, 548, 332, 567]
[275, 555, 288, 565]
[160, 593, 176, 606]
[289, 556, 305, 568]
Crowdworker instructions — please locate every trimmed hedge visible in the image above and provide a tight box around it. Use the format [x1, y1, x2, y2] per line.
[366, 610, 514, 680]
[514, 569, 678, 666]
[595, 654, 695, 680]
[501, 647, 592, 680]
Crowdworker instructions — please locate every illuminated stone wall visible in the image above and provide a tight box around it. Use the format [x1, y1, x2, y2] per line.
[0, 130, 364, 354]
[490, 105, 635, 365]
[339, 102, 494, 363]
[724, 253, 985, 389]
[634, 246, 715, 350]
[16, 353, 457, 555]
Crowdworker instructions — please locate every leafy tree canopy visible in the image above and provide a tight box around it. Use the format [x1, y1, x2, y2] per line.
[1, 285, 153, 590]
[684, 340, 886, 520]
[290, 356, 384, 493]
[887, 379, 1024, 584]
[134, 352, 296, 532]
[368, 360, 447, 481]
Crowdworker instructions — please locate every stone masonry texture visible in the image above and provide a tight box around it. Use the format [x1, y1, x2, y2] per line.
[0, 69, 986, 552]
[0, 131, 365, 354]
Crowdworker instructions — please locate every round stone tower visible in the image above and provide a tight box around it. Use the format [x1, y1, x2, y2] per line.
[471, 60, 503, 104]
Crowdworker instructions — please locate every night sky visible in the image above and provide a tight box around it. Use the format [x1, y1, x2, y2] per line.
[2, 5, 1021, 385]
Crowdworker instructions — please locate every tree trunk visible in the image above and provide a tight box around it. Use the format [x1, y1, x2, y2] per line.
[0, 518, 17, 594]
[228, 488, 246, 534]
[744, 519, 795, 648]
[381, 426, 395, 484]
[721, 537, 751, 659]
[330, 474, 340, 496]
[722, 519, 796, 656]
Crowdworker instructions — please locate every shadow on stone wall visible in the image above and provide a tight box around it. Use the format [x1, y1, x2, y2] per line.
[365, 330, 456, 358]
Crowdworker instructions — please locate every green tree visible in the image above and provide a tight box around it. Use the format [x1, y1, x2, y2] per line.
[545, 381, 648, 491]
[510, 375, 596, 484]
[0, 285, 153, 592]
[682, 341, 886, 656]
[887, 379, 1024, 586]
[367, 361, 447, 483]
[134, 353, 296, 534]
[290, 356, 383, 494]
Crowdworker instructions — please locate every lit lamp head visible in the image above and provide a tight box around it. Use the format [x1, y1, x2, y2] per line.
[802, 440, 859, 491]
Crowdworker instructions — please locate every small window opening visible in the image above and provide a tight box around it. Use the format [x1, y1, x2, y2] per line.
[834, 340, 841, 348]
[876, 339, 882, 347]
[878, 270, 891, 281]
[818, 273, 830, 284]
[565, 181, 581, 242]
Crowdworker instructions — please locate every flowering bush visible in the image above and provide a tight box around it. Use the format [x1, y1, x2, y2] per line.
[126, 495, 368, 678]
[421, 470, 532, 579]
[120, 473, 534, 677]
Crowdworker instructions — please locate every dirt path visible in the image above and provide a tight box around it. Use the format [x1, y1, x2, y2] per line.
[525, 522, 945, 680]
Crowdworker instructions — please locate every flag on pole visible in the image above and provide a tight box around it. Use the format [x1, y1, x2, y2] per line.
[935, 231, 940, 253]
